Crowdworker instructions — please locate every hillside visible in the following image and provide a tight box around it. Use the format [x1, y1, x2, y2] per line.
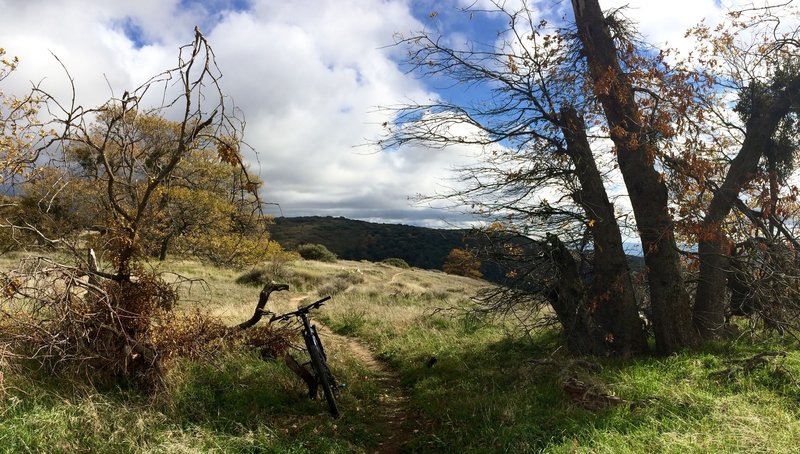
[268, 216, 471, 271]
[268, 216, 646, 280]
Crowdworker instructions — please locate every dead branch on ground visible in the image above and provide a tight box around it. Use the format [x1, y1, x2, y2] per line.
[708, 351, 789, 382]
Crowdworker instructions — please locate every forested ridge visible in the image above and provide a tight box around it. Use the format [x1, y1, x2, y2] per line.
[268, 216, 468, 270]
[268, 216, 647, 282]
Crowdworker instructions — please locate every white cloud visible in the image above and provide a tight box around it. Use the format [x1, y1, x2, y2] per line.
[602, 0, 723, 49]
[0, 0, 487, 226]
[600, 0, 796, 56]
[199, 0, 483, 224]
[3, 0, 789, 228]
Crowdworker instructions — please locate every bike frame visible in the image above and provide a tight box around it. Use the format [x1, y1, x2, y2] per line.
[299, 313, 320, 357]
[268, 296, 339, 417]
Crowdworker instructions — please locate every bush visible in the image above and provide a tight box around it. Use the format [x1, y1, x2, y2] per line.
[335, 308, 368, 336]
[317, 278, 350, 296]
[235, 268, 272, 287]
[443, 248, 483, 279]
[287, 270, 324, 291]
[0, 262, 180, 391]
[235, 266, 322, 291]
[263, 250, 300, 279]
[296, 243, 337, 262]
[178, 234, 290, 269]
[381, 257, 410, 269]
[335, 270, 365, 285]
[315, 270, 365, 296]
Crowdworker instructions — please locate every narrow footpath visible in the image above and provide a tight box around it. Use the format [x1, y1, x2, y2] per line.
[318, 324, 413, 453]
[288, 295, 414, 453]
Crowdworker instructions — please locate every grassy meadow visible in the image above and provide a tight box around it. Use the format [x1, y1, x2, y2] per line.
[1, 253, 800, 452]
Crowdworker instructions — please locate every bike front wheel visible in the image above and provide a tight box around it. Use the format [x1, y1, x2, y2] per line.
[308, 342, 339, 418]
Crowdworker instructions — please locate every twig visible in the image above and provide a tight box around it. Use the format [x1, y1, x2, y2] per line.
[709, 350, 788, 381]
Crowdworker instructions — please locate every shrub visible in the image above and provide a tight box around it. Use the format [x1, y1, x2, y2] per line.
[287, 270, 324, 291]
[235, 266, 322, 291]
[335, 270, 365, 285]
[336, 308, 368, 336]
[0, 262, 180, 390]
[0, 256, 296, 393]
[235, 268, 271, 287]
[381, 257, 410, 269]
[296, 243, 337, 262]
[263, 250, 300, 279]
[315, 270, 365, 296]
[317, 278, 350, 296]
[443, 248, 483, 279]
[180, 234, 290, 268]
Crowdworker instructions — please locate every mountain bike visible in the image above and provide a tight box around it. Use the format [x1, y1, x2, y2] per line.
[268, 296, 340, 418]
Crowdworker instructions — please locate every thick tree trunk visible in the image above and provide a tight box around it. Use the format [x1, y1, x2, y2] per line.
[694, 238, 732, 336]
[571, 0, 698, 354]
[560, 107, 648, 355]
[544, 234, 610, 355]
[693, 82, 798, 337]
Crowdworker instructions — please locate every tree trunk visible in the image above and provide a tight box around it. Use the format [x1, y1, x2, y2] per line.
[159, 232, 174, 261]
[560, 107, 648, 355]
[544, 234, 610, 355]
[116, 232, 136, 282]
[693, 81, 798, 337]
[571, 0, 698, 354]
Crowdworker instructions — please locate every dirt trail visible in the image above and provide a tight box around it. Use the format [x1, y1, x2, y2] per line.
[288, 296, 414, 453]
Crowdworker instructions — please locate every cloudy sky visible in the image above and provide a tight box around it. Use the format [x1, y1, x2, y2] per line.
[0, 0, 736, 227]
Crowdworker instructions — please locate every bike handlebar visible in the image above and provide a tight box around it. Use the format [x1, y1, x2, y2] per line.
[269, 296, 331, 323]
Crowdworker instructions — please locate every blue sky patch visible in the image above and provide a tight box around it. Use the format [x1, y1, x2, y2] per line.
[178, 0, 252, 34]
[117, 17, 148, 49]
[178, 0, 251, 15]
[405, 1, 573, 110]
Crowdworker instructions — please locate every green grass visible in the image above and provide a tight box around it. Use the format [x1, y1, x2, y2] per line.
[0, 345, 388, 452]
[313, 262, 800, 453]
[2, 255, 800, 452]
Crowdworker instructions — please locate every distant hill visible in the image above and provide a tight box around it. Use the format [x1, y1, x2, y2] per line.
[268, 216, 470, 271]
[268, 216, 645, 283]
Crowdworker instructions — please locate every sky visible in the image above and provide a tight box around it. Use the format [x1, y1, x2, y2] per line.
[0, 0, 743, 228]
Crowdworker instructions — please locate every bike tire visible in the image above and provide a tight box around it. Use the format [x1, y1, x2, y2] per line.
[308, 342, 339, 418]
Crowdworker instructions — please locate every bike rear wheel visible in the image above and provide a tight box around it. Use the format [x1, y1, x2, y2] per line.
[308, 342, 339, 418]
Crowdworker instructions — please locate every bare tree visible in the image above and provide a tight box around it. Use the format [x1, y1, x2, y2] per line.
[0, 29, 272, 388]
[381, 2, 647, 355]
[38, 27, 252, 280]
[384, 0, 800, 354]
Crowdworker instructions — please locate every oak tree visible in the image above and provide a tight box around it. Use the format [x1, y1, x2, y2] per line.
[384, 0, 800, 354]
[443, 247, 483, 279]
[382, 2, 649, 355]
